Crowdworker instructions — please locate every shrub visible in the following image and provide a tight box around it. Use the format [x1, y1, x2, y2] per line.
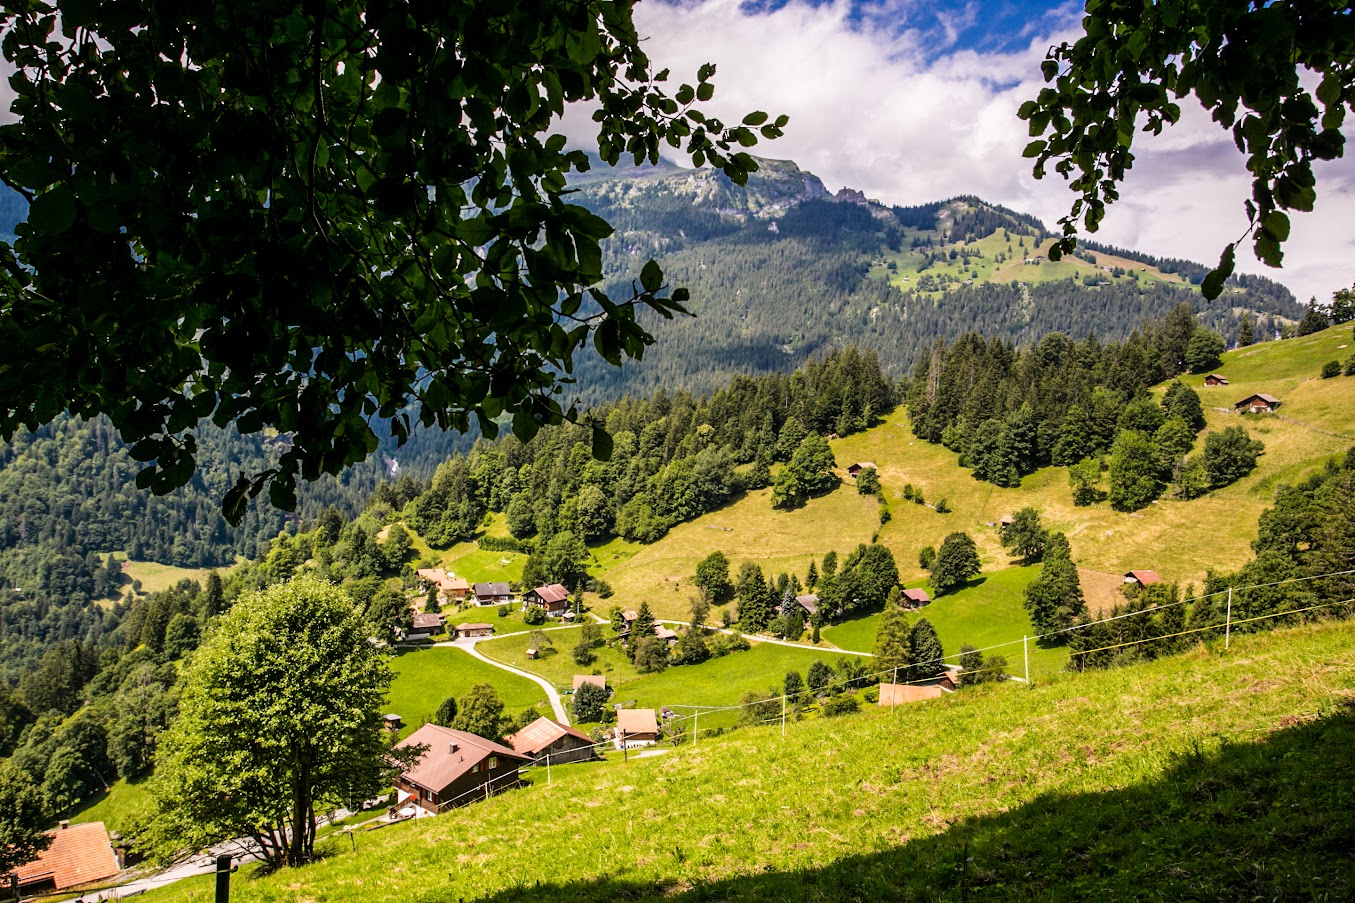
[496, 604, 509, 618]
[919, 545, 937, 570]
[863, 687, 879, 704]
[934, 497, 949, 513]
[1345, 355, 1355, 376]
[478, 535, 534, 554]
[523, 605, 548, 626]
[1321, 360, 1341, 379]
[821, 694, 860, 717]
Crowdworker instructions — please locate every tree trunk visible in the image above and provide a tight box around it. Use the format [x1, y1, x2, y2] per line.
[287, 756, 313, 867]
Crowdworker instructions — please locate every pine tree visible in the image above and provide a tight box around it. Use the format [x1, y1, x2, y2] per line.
[1238, 312, 1254, 346]
[908, 618, 945, 680]
[632, 601, 656, 644]
[873, 606, 913, 680]
[806, 560, 819, 590]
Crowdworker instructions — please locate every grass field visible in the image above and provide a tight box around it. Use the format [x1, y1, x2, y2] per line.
[114, 556, 222, 596]
[141, 619, 1355, 903]
[67, 776, 154, 835]
[820, 565, 1068, 678]
[385, 647, 550, 738]
[476, 625, 637, 690]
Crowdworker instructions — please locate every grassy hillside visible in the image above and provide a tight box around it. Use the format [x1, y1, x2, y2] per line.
[141, 619, 1355, 902]
[592, 326, 1355, 625]
[385, 647, 551, 739]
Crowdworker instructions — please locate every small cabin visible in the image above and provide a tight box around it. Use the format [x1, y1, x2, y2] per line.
[847, 462, 877, 478]
[1234, 393, 1280, 414]
[1204, 374, 1229, 386]
[794, 594, 819, 618]
[455, 622, 495, 639]
[1123, 570, 1162, 588]
[382, 713, 404, 732]
[901, 588, 931, 609]
[998, 514, 1015, 532]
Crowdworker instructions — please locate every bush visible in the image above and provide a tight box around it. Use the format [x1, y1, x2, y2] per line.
[863, 687, 879, 703]
[821, 694, 860, 717]
[1345, 355, 1355, 376]
[523, 606, 547, 626]
[919, 545, 936, 570]
[1321, 360, 1342, 379]
[479, 535, 534, 554]
[571, 682, 610, 722]
[710, 633, 751, 657]
[496, 604, 509, 618]
[933, 497, 949, 513]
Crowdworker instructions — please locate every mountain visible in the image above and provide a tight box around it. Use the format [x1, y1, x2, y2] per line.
[566, 157, 1302, 401]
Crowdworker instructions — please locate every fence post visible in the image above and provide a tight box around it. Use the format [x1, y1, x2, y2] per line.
[546, 752, 551, 786]
[1023, 635, 1029, 684]
[694, 709, 699, 748]
[1225, 587, 1233, 649]
[214, 854, 232, 903]
[781, 694, 785, 738]
[2, 872, 17, 903]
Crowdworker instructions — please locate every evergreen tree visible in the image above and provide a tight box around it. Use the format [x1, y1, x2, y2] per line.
[783, 670, 805, 702]
[806, 660, 833, 695]
[432, 696, 458, 728]
[631, 602, 657, 645]
[735, 564, 773, 633]
[806, 560, 819, 590]
[632, 636, 669, 673]
[931, 532, 981, 595]
[908, 618, 945, 680]
[1161, 380, 1206, 431]
[1022, 533, 1088, 634]
[1184, 328, 1225, 372]
[1297, 301, 1330, 336]
[693, 551, 734, 604]
[873, 606, 913, 679]
[1238, 312, 1254, 346]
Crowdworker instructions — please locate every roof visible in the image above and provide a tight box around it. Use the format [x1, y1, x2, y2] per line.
[654, 625, 678, 640]
[445, 576, 470, 591]
[456, 622, 493, 632]
[15, 822, 120, 890]
[411, 612, 444, 630]
[1235, 393, 1280, 406]
[394, 724, 528, 794]
[1124, 570, 1162, 585]
[1206, 373, 1229, 382]
[573, 674, 607, 691]
[795, 594, 819, 614]
[383, 713, 403, 723]
[473, 582, 513, 596]
[530, 584, 569, 604]
[622, 610, 638, 621]
[999, 514, 1015, 525]
[507, 717, 594, 756]
[902, 588, 931, 603]
[878, 683, 943, 705]
[615, 708, 660, 736]
[849, 461, 877, 470]
[417, 567, 446, 583]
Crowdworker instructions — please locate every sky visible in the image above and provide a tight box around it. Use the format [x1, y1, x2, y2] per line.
[564, 0, 1354, 304]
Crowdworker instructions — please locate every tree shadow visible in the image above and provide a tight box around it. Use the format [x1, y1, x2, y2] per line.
[463, 708, 1355, 902]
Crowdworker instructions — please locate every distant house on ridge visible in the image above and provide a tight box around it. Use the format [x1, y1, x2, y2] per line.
[1204, 374, 1229, 386]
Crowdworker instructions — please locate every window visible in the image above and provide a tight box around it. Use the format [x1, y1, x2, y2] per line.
[488, 756, 498, 770]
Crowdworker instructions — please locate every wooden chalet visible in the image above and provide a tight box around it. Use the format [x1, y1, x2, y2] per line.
[394, 724, 529, 813]
[1235, 393, 1281, 414]
[407, 612, 444, 639]
[938, 670, 960, 691]
[878, 683, 943, 706]
[507, 717, 598, 764]
[614, 708, 661, 749]
[473, 581, 514, 606]
[847, 461, 877, 477]
[901, 588, 931, 609]
[454, 622, 495, 639]
[416, 568, 471, 602]
[654, 625, 679, 645]
[618, 610, 639, 636]
[382, 713, 404, 732]
[572, 674, 608, 694]
[1123, 570, 1162, 588]
[14, 821, 121, 895]
[524, 583, 570, 616]
[794, 594, 820, 618]
[1204, 373, 1229, 386]
[998, 514, 1015, 532]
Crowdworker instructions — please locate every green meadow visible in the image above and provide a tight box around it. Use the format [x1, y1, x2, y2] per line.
[385, 647, 551, 738]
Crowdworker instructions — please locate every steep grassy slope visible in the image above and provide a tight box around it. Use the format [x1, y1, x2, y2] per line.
[595, 326, 1355, 624]
[142, 620, 1355, 902]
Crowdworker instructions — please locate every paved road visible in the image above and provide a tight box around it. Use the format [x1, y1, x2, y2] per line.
[452, 639, 572, 723]
[656, 619, 874, 656]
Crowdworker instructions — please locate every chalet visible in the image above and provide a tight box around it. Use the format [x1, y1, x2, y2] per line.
[473, 581, 514, 606]
[394, 724, 529, 813]
[455, 622, 495, 639]
[878, 682, 943, 706]
[416, 568, 471, 603]
[614, 708, 661, 749]
[14, 821, 121, 896]
[382, 713, 404, 732]
[1235, 393, 1281, 414]
[507, 717, 598, 764]
[572, 674, 608, 694]
[795, 594, 819, 618]
[901, 588, 931, 609]
[407, 612, 444, 639]
[847, 462, 877, 477]
[998, 514, 1015, 532]
[617, 610, 639, 636]
[524, 583, 570, 616]
[1204, 373, 1229, 386]
[1123, 570, 1162, 588]
[938, 671, 960, 691]
[654, 625, 679, 645]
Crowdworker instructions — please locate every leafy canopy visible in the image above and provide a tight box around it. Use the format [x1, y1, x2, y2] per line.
[0, 0, 783, 521]
[1021, 0, 1354, 298]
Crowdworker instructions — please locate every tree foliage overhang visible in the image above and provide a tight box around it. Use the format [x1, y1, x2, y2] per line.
[0, 0, 784, 521]
[1020, 0, 1354, 299]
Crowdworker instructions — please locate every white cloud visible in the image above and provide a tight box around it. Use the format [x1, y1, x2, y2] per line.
[618, 0, 1353, 303]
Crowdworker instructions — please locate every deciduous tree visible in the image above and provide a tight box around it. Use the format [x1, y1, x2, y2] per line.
[931, 532, 981, 595]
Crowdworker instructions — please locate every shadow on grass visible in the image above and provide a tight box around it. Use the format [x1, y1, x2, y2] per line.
[467, 708, 1355, 902]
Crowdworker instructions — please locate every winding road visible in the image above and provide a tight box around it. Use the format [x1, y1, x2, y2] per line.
[425, 624, 581, 724]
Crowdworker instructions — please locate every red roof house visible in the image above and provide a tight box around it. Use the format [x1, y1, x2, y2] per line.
[901, 588, 931, 608]
[524, 583, 570, 615]
[15, 821, 121, 894]
[506, 717, 598, 764]
[1123, 570, 1162, 587]
[394, 724, 529, 813]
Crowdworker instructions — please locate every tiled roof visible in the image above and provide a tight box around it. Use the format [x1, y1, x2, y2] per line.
[394, 724, 527, 795]
[902, 588, 931, 603]
[795, 594, 819, 614]
[16, 822, 120, 891]
[1125, 570, 1161, 585]
[878, 683, 943, 705]
[507, 717, 594, 756]
[411, 612, 444, 629]
[654, 625, 678, 640]
[531, 584, 569, 604]
[456, 622, 493, 633]
[572, 674, 607, 691]
[474, 582, 513, 596]
[615, 708, 659, 735]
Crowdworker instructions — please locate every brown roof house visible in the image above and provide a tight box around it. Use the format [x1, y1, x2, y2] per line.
[394, 724, 529, 813]
[847, 462, 876, 477]
[1123, 570, 1162, 588]
[878, 683, 944, 706]
[473, 581, 514, 606]
[901, 588, 931, 609]
[524, 583, 570, 616]
[795, 594, 819, 618]
[454, 622, 495, 639]
[15, 821, 121, 895]
[572, 674, 608, 693]
[406, 611, 445, 640]
[653, 625, 679, 645]
[1235, 393, 1281, 414]
[416, 568, 471, 602]
[614, 708, 661, 749]
[1204, 374, 1229, 386]
[507, 717, 598, 764]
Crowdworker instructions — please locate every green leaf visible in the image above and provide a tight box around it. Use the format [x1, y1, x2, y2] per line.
[640, 259, 662, 293]
[1261, 209, 1290, 242]
[696, 82, 714, 102]
[28, 187, 76, 235]
[1201, 243, 1235, 300]
[742, 111, 768, 126]
[591, 424, 613, 461]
